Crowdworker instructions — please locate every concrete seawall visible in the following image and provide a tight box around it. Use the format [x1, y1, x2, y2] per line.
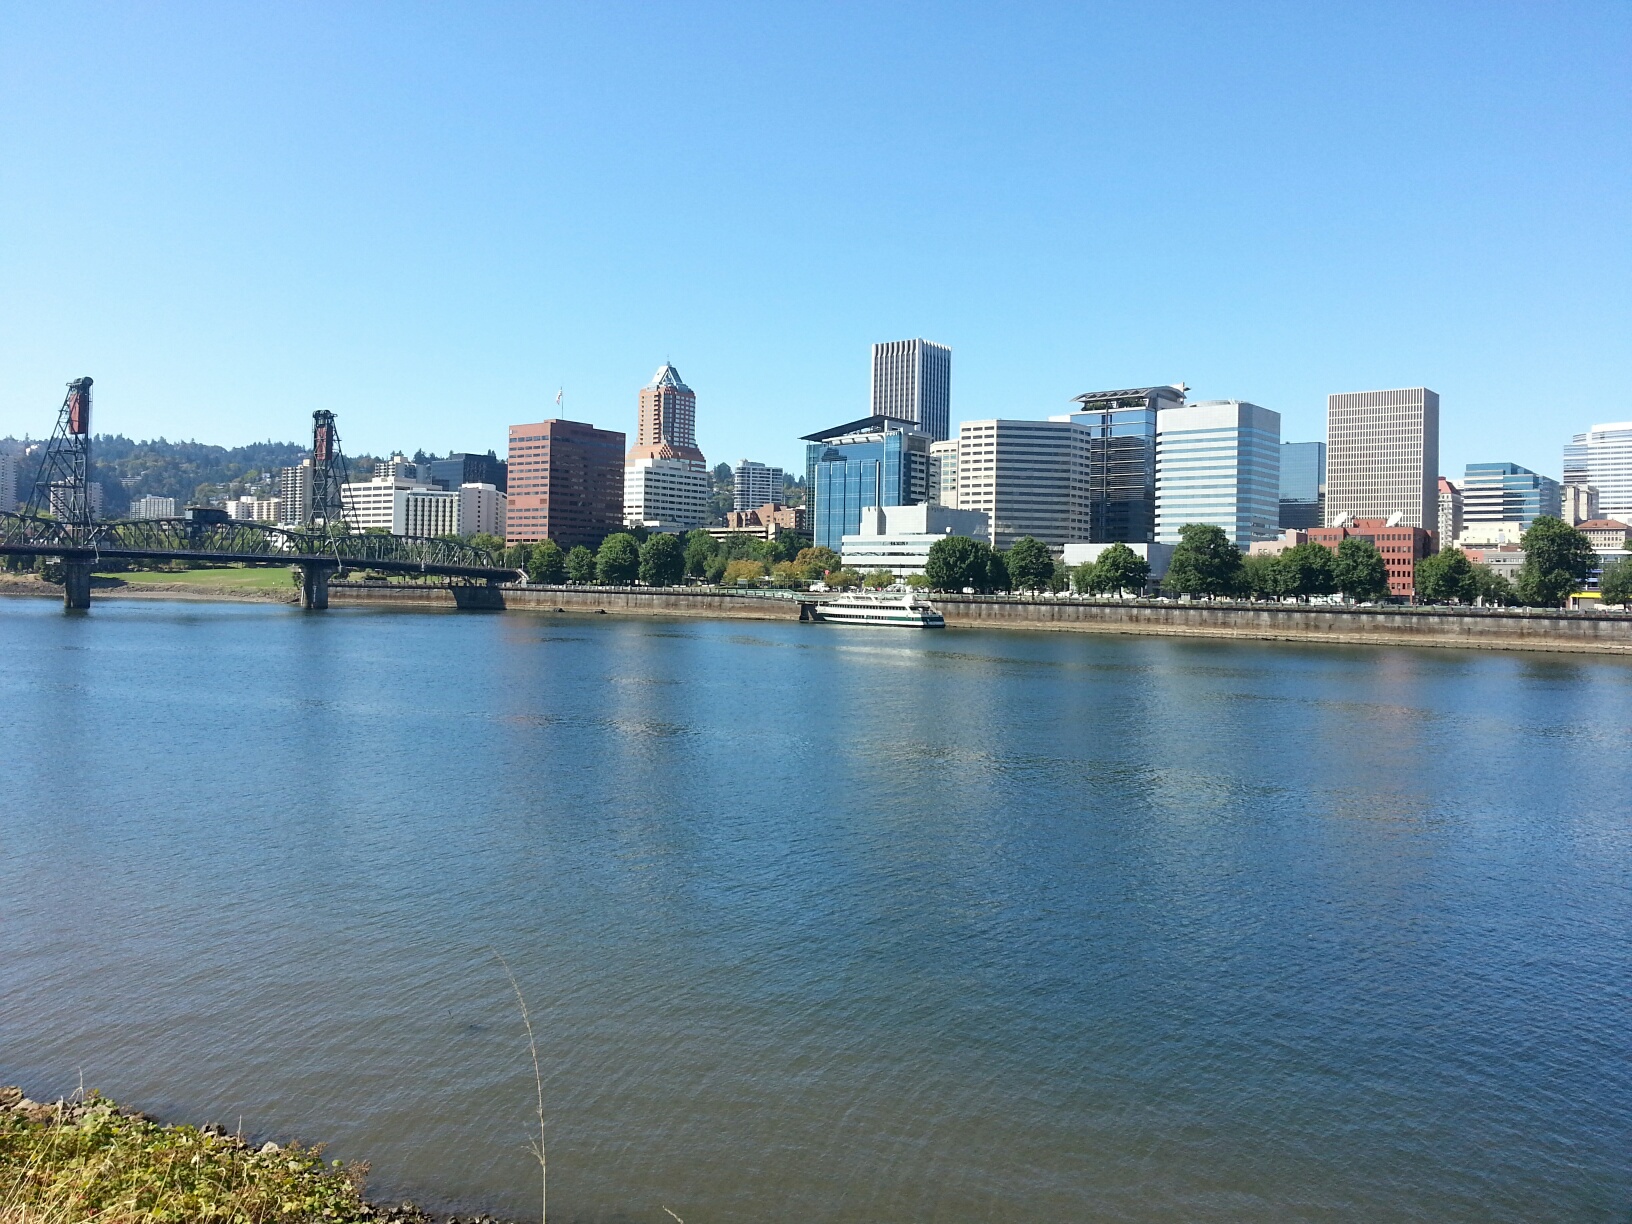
[328, 582, 1632, 655]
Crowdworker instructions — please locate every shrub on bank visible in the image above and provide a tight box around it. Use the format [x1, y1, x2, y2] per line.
[1, 1088, 369, 1223]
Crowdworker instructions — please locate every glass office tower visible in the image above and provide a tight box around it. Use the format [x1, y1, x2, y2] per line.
[1462, 461, 1562, 529]
[1564, 422, 1632, 524]
[803, 417, 932, 551]
[1279, 440, 1326, 529]
[1066, 385, 1186, 543]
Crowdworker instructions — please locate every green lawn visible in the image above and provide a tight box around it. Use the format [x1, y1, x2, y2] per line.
[101, 566, 296, 590]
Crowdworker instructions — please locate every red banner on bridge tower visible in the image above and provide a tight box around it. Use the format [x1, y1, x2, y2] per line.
[66, 377, 92, 435]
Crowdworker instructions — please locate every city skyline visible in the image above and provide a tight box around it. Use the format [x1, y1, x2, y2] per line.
[3, 5, 1626, 479]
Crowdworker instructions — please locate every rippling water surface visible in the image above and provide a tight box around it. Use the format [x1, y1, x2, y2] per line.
[2, 598, 1630, 1222]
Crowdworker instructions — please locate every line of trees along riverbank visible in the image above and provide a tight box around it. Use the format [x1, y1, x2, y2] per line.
[915, 517, 1625, 610]
[442, 514, 1624, 612]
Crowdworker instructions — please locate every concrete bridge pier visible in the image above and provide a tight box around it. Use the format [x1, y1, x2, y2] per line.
[298, 561, 337, 610]
[450, 582, 506, 610]
[62, 559, 92, 610]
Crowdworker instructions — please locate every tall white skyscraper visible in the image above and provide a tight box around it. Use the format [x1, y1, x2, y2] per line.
[1564, 422, 1632, 524]
[733, 460, 783, 511]
[279, 460, 313, 526]
[871, 339, 951, 441]
[1154, 400, 1282, 547]
[1326, 387, 1440, 529]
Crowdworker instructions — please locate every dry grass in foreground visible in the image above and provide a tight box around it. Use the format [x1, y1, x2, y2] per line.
[0, 1088, 370, 1224]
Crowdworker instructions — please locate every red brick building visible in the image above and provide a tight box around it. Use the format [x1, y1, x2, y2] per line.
[1307, 517, 1434, 599]
[505, 419, 626, 549]
[723, 503, 807, 533]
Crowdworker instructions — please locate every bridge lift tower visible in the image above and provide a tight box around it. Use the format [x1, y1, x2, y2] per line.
[26, 377, 96, 540]
[307, 409, 351, 530]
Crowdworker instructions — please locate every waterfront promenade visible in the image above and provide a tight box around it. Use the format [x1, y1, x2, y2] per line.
[3, 572, 1630, 654]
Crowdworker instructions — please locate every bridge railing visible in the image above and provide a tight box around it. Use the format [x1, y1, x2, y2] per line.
[0, 512, 505, 571]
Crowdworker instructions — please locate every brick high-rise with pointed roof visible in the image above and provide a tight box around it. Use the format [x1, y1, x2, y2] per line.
[624, 362, 709, 530]
[630, 363, 705, 466]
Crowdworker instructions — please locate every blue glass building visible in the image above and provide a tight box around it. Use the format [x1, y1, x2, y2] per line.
[1463, 462, 1562, 529]
[1279, 440, 1326, 529]
[1065, 386, 1185, 544]
[803, 417, 932, 551]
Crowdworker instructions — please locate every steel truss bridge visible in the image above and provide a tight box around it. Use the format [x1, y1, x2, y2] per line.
[6, 377, 520, 609]
[1, 512, 521, 609]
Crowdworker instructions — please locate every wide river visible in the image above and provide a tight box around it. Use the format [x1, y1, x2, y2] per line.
[2, 597, 1629, 1222]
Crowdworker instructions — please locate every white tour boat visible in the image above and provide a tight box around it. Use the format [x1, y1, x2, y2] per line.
[813, 590, 945, 628]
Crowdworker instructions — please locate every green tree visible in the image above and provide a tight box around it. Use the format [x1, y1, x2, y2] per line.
[769, 560, 803, 587]
[526, 540, 566, 585]
[683, 529, 720, 578]
[719, 534, 774, 564]
[467, 532, 505, 556]
[1004, 536, 1054, 592]
[704, 553, 729, 584]
[638, 532, 686, 586]
[793, 545, 841, 582]
[986, 548, 1010, 593]
[1240, 553, 1289, 600]
[924, 535, 989, 591]
[564, 544, 597, 585]
[1164, 523, 1242, 597]
[596, 533, 641, 585]
[1516, 515, 1596, 607]
[768, 531, 812, 564]
[723, 558, 765, 585]
[1597, 556, 1632, 607]
[863, 568, 895, 589]
[1094, 543, 1151, 596]
[1279, 540, 1338, 599]
[905, 572, 932, 590]
[1072, 560, 1100, 595]
[1333, 536, 1388, 601]
[1413, 547, 1474, 603]
[825, 566, 863, 589]
[1469, 563, 1516, 606]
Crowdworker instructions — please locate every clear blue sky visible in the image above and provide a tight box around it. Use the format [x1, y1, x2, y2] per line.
[2, 2, 1627, 478]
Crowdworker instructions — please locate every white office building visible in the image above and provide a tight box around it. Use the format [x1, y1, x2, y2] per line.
[1564, 422, 1632, 524]
[840, 503, 991, 579]
[1154, 400, 1281, 547]
[0, 451, 17, 513]
[1326, 387, 1440, 529]
[279, 461, 313, 526]
[375, 455, 432, 482]
[733, 460, 783, 511]
[872, 338, 951, 441]
[342, 477, 505, 538]
[1561, 484, 1599, 526]
[226, 496, 281, 523]
[48, 481, 103, 521]
[957, 418, 1094, 550]
[928, 439, 959, 507]
[455, 483, 506, 537]
[624, 456, 708, 531]
[129, 495, 178, 520]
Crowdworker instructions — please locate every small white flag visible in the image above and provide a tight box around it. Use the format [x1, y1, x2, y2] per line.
[555, 388, 563, 406]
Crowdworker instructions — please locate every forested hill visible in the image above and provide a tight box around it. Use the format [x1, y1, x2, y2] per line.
[2, 434, 384, 516]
